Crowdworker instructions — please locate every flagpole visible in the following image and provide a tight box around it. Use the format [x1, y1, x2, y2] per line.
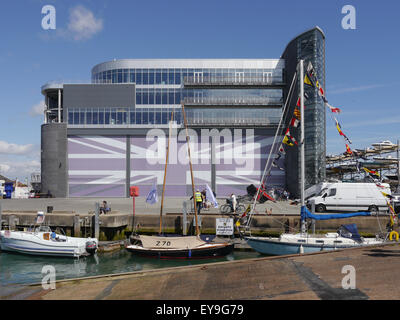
[181, 103, 200, 236]
[159, 111, 174, 235]
[300, 59, 306, 234]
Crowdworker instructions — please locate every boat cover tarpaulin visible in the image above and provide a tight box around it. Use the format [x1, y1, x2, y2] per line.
[300, 206, 371, 221]
[139, 235, 206, 249]
[338, 224, 362, 243]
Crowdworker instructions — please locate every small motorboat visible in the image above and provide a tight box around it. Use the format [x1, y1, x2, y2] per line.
[372, 140, 396, 150]
[0, 226, 98, 258]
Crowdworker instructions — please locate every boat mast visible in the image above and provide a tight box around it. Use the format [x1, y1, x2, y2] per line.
[181, 104, 200, 236]
[245, 70, 298, 229]
[299, 59, 306, 234]
[159, 111, 174, 235]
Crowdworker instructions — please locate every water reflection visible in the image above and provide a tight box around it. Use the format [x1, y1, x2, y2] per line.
[0, 249, 260, 285]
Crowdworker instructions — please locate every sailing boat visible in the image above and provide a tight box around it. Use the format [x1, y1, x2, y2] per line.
[244, 60, 387, 255]
[125, 106, 234, 259]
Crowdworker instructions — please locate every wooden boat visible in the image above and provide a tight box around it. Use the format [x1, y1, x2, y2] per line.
[126, 235, 234, 259]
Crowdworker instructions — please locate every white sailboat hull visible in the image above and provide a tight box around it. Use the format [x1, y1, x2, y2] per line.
[0, 230, 98, 258]
[246, 233, 384, 256]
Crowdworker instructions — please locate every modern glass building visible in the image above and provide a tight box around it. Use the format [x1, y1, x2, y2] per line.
[40, 27, 326, 198]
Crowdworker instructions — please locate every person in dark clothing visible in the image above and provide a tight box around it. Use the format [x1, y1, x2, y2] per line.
[100, 201, 111, 214]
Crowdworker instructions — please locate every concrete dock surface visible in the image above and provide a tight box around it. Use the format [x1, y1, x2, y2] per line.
[0, 197, 301, 215]
[4, 242, 400, 300]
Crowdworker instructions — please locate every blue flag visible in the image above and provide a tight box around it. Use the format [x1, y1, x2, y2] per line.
[146, 184, 158, 205]
[205, 184, 218, 208]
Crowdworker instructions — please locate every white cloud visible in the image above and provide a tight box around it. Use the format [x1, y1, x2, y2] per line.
[0, 141, 34, 155]
[0, 160, 40, 180]
[67, 5, 103, 41]
[0, 164, 11, 173]
[30, 100, 45, 117]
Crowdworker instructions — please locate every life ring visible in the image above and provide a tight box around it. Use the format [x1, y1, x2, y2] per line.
[389, 231, 399, 241]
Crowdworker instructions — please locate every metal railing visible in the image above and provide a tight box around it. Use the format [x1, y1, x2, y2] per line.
[183, 76, 284, 86]
[185, 115, 280, 126]
[183, 96, 283, 106]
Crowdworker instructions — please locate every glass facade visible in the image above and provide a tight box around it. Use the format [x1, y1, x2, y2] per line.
[134, 88, 282, 106]
[297, 29, 326, 188]
[68, 107, 179, 125]
[281, 27, 326, 196]
[63, 63, 286, 127]
[92, 68, 283, 85]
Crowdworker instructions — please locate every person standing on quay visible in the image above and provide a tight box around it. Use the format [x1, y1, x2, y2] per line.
[191, 189, 203, 215]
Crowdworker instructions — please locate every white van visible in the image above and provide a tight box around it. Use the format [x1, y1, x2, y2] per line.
[306, 182, 391, 213]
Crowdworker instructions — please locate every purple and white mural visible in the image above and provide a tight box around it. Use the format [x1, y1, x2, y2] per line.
[130, 128, 284, 198]
[67, 130, 285, 198]
[215, 132, 285, 196]
[68, 136, 126, 197]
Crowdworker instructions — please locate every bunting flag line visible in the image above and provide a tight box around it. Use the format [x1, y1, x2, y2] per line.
[293, 107, 300, 120]
[283, 135, 294, 146]
[305, 62, 343, 115]
[326, 103, 341, 114]
[334, 117, 352, 144]
[283, 128, 298, 146]
[362, 167, 380, 177]
[272, 160, 284, 171]
[304, 73, 314, 87]
[296, 92, 309, 107]
[290, 117, 299, 128]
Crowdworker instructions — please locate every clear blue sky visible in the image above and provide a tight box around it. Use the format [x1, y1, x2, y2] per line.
[0, 0, 399, 180]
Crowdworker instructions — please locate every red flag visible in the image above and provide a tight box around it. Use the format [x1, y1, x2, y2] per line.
[326, 103, 341, 114]
[290, 117, 299, 128]
[345, 144, 353, 155]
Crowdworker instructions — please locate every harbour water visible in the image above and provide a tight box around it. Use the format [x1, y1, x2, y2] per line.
[0, 249, 261, 286]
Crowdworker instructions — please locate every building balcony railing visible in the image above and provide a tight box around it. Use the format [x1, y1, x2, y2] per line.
[183, 96, 283, 106]
[183, 76, 285, 87]
[185, 116, 280, 127]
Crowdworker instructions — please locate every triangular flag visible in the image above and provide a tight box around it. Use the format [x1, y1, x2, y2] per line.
[145, 183, 158, 204]
[304, 74, 314, 87]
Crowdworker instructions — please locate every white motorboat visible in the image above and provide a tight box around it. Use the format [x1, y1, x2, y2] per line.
[373, 156, 399, 164]
[0, 226, 98, 258]
[372, 140, 396, 149]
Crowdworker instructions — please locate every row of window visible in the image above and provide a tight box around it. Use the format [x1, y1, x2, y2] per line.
[68, 108, 180, 125]
[135, 88, 283, 105]
[92, 68, 283, 85]
[67, 107, 281, 126]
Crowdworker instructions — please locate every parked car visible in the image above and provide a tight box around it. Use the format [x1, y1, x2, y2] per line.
[306, 182, 391, 214]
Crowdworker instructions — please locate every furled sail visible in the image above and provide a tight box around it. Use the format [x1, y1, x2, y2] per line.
[300, 206, 371, 221]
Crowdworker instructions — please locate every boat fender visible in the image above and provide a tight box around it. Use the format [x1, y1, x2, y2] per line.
[389, 231, 399, 241]
[299, 245, 304, 254]
[85, 240, 97, 255]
